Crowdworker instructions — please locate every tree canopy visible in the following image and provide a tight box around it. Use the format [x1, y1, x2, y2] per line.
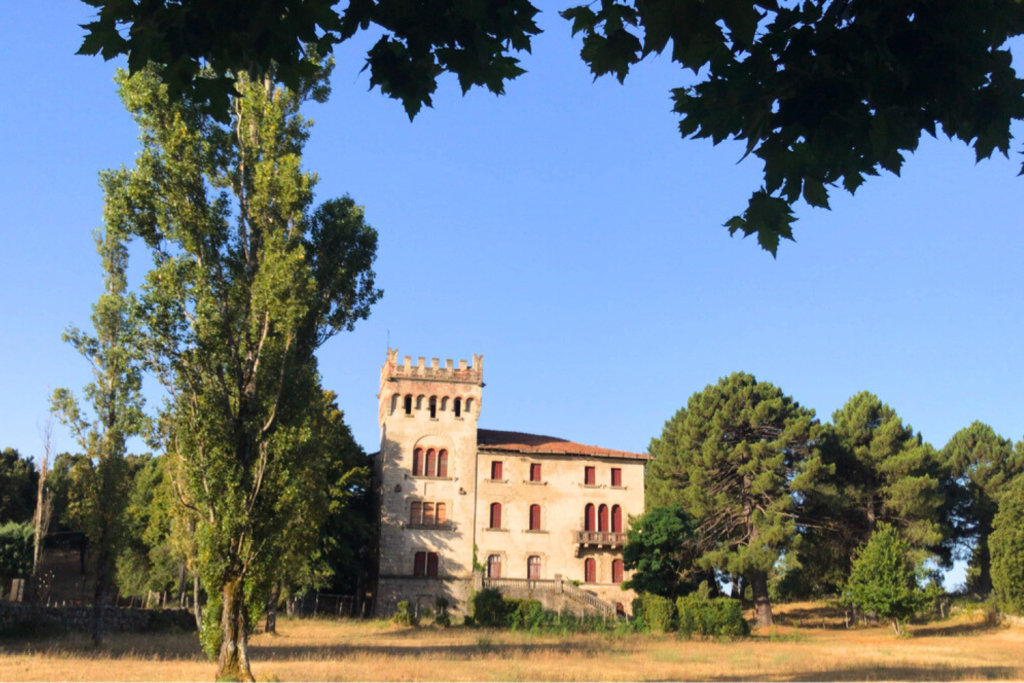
[78, 0, 1024, 254]
[0, 448, 37, 524]
[990, 474, 1024, 615]
[621, 504, 703, 599]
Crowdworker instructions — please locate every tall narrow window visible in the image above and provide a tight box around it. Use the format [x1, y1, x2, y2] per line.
[429, 396, 437, 419]
[437, 450, 449, 478]
[612, 558, 624, 584]
[611, 468, 622, 487]
[427, 552, 439, 577]
[529, 504, 541, 531]
[530, 463, 542, 482]
[489, 502, 502, 529]
[527, 556, 541, 580]
[466, 398, 474, 413]
[454, 398, 462, 417]
[490, 461, 503, 480]
[584, 466, 596, 486]
[584, 558, 596, 583]
[414, 551, 426, 577]
[611, 505, 622, 533]
[487, 554, 501, 579]
[423, 502, 435, 526]
[436, 503, 447, 525]
[425, 449, 436, 477]
[584, 503, 595, 532]
[598, 504, 609, 532]
[410, 502, 422, 526]
[404, 395, 412, 415]
[412, 448, 424, 477]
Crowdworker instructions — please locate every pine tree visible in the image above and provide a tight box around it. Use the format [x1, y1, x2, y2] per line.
[990, 474, 1024, 615]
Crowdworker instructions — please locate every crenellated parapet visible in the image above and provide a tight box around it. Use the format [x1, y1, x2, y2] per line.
[381, 348, 483, 386]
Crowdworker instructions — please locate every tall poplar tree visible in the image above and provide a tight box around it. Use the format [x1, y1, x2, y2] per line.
[51, 224, 147, 645]
[103, 60, 381, 680]
[942, 422, 1023, 594]
[647, 372, 828, 626]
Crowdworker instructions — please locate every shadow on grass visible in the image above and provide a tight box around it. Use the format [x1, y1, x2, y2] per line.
[246, 640, 613, 662]
[909, 617, 1000, 638]
[774, 605, 849, 630]
[775, 665, 1018, 681]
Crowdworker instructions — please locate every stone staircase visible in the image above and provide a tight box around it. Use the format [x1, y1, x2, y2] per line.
[480, 575, 622, 618]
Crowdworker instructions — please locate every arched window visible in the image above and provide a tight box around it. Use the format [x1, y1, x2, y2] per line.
[612, 559, 624, 584]
[391, 394, 400, 415]
[611, 505, 623, 533]
[487, 554, 501, 579]
[489, 503, 502, 529]
[584, 558, 596, 583]
[410, 502, 422, 526]
[584, 504, 596, 532]
[416, 395, 425, 410]
[529, 504, 541, 531]
[425, 449, 436, 477]
[598, 504, 609, 533]
[414, 551, 426, 577]
[466, 397, 474, 413]
[404, 395, 412, 415]
[412, 448, 424, 476]
[423, 502, 435, 526]
[436, 503, 447, 525]
[429, 396, 437, 419]
[528, 556, 541, 580]
[454, 398, 462, 417]
[441, 397, 449, 411]
[437, 450, 448, 478]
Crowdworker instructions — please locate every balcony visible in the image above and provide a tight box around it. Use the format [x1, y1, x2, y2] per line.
[574, 530, 626, 555]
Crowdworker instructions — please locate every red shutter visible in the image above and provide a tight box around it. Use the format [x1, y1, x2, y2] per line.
[530, 463, 541, 482]
[612, 505, 622, 533]
[585, 504, 595, 532]
[530, 504, 541, 531]
[437, 450, 448, 478]
[612, 559, 623, 584]
[585, 466, 595, 485]
[413, 449, 423, 476]
[528, 556, 541, 580]
[414, 551, 426, 577]
[611, 468, 622, 487]
[427, 552, 439, 577]
[599, 505, 609, 533]
[490, 503, 501, 529]
[488, 555, 501, 579]
[436, 503, 447, 524]
[426, 449, 436, 477]
[423, 502, 435, 526]
[491, 461, 503, 480]
[585, 558, 596, 583]
[410, 502, 422, 526]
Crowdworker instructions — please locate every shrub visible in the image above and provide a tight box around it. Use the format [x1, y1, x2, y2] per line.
[434, 597, 451, 627]
[676, 594, 749, 638]
[392, 601, 419, 627]
[991, 475, 1024, 615]
[639, 593, 676, 633]
[471, 588, 506, 627]
[0, 521, 33, 582]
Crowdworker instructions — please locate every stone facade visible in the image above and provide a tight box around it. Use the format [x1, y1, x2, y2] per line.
[374, 350, 649, 617]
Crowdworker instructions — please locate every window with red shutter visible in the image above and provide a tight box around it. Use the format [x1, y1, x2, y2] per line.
[584, 466, 596, 486]
[490, 502, 502, 529]
[436, 503, 447, 525]
[611, 468, 622, 487]
[425, 449, 436, 477]
[612, 559, 624, 584]
[423, 502, 435, 526]
[528, 556, 541, 580]
[437, 450, 448, 477]
[413, 551, 426, 577]
[529, 504, 541, 531]
[530, 463, 541, 482]
[487, 554, 501, 579]
[584, 558, 596, 583]
[598, 504, 609, 532]
[410, 502, 422, 526]
[584, 503, 595, 532]
[612, 505, 622, 533]
[427, 552, 439, 577]
[413, 449, 423, 476]
[491, 461, 503, 480]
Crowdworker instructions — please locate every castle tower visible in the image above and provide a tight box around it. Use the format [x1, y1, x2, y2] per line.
[375, 349, 484, 615]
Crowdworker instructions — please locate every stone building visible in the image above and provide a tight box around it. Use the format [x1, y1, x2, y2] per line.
[373, 349, 650, 617]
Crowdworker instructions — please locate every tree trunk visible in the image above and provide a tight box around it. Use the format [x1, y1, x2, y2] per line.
[891, 619, 902, 636]
[193, 572, 202, 630]
[177, 562, 187, 607]
[92, 553, 108, 646]
[216, 576, 254, 682]
[265, 582, 280, 634]
[750, 570, 773, 627]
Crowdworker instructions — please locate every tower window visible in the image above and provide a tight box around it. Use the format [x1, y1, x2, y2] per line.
[414, 551, 426, 577]
[598, 504, 609, 532]
[436, 503, 447, 524]
[412, 448, 424, 477]
[529, 504, 541, 531]
[489, 502, 502, 529]
[410, 502, 422, 526]
[427, 552, 439, 577]
[425, 449, 436, 477]
[584, 503, 595, 532]
[611, 468, 622, 487]
[404, 395, 412, 415]
[423, 502, 435, 526]
[437, 449, 448, 478]
[530, 463, 542, 482]
[429, 396, 437, 419]
[490, 461, 503, 481]
[454, 398, 462, 417]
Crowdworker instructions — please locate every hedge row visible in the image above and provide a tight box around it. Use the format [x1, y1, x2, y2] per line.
[631, 592, 749, 638]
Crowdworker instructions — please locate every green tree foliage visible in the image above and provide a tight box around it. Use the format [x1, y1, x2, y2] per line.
[79, 1, 1024, 254]
[941, 422, 1023, 595]
[844, 523, 935, 635]
[621, 505, 702, 599]
[647, 372, 828, 626]
[0, 448, 37, 524]
[0, 521, 34, 582]
[676, 592, 749, 638]
[50, 215, 148, 646]
[990, 474, 1024, 615]
[103, 58, 380, 680]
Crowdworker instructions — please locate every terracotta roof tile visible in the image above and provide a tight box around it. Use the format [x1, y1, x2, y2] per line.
[477, 429, 652, 461]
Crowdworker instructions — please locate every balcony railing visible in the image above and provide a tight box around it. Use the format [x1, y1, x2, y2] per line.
[574, 530, 627, 546]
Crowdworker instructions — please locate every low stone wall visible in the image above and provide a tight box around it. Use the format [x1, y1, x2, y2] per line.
[0, 603, 196, 635]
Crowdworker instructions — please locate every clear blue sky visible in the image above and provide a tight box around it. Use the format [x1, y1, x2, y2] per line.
[2, 3, 1022, 583]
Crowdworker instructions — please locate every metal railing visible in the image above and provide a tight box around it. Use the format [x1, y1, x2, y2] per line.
[574, 530, 627, 545]
[559, 580, 618, 616]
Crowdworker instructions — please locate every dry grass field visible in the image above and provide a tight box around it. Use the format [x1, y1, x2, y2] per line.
[1, 602, 1021, 682]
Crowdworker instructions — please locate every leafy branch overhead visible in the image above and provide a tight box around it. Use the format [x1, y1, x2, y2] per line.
[78, 1, 1024, 254]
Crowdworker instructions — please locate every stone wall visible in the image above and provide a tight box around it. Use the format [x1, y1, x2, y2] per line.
[0, 603, 196, 635]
